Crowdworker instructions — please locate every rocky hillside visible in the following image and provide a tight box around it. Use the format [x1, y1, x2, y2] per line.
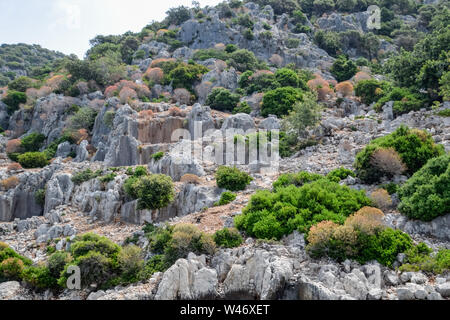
[0, 0, 449, 301]
[0, 44, 66, 86]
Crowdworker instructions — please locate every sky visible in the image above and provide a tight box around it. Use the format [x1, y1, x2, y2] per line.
[0, 0, 223, 58]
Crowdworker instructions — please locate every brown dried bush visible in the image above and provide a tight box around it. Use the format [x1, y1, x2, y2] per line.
[172, 89, 192, 106]
[370, 189, 392, 211]
[180, 174, 201, 185]
[119, 87, 138, 104]
[345, 206, 385, 235]
[138, 110, 154, 120]
[1, 176, 20, 190]
[370, 147, 407, 176]
[7, 162, 22, 172]
[6, 139, 21, 154]
[335, 81, 354, 97]
[145, 67, 164, 84]
[354, 71, 371, 83]
[269, 54, 283, 67]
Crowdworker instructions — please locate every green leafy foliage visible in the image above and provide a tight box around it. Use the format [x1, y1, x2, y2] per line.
[398, 154, 450, 222]
[228, 49, 258, 72]
[17, 152, 49, 168]
[71, 169, 103, 185]
[123, 171, 175, 211]
[213, 228, 243, 248]
[206, 88, 240, 112]
[262, 87, 303, 117]
[216, 166, 253, 191]
[2, 91, 27, 114]
[215, 191, 237, 206]
[331, 55, 358, 82]
[354, 126, 445, 183]
[236, 177, 372, 240]
[355, 79, 392, 105]
[20, 133, 46, 153]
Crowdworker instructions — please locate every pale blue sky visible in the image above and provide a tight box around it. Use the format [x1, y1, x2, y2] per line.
[0, 0, 222, 58]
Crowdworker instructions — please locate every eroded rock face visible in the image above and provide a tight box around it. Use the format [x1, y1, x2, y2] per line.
[0, 162, 60, 221]
[384, 213, 450, 241]
[155, 254, 218, 300]
[44, 173, 74, 215]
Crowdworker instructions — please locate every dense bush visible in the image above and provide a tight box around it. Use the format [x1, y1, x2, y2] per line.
[152, 151, 165, 161]
[398, 154, 449, 222]
[261, 87, 303, 117]
[8, 76, 34, 92]
[374, 87, 424, 116]
[123, 172, 175, 210]
[273, 171, 323, 190]
[216, 166, 253, 191]
[192, 49, 229, 61]
[163, 224, 216, 265]
[213, 228, 243, 248]
[20, 133, 46, 153]
[17, 152, 49, 168]
[331, 55, 357, 82]
[235, 178, 372, 240]
[69, 107, 98, 131]
[71, 169, 103, 185]
[2, 91, 27, 114]
[307, 207, 413, 267]
[326, 168, 355, 183]
[355, 79, 392, 105]
[228, 49, 258, 72]
[206, 88, 240, 112]
[354, 126, 445, 183]
[401, 244, 450, 274]
[215, 191, 237, 206]
[233, 102, 252, 114]
[281, 91, 321, 137]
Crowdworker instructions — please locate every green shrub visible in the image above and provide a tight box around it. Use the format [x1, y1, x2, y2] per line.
[228, 49, 258, 72]
[47, 251, 73, 279]
[0, 257, 24, 281]
[99, 173, 117, 184]
[144, 255, 169, 275]
[354, 126, 444, 183]
[21, 133, 46, 153]
[273, 171, 323, 190]
[192, 49, 229, 61]
[233, 102, 252, 114]
[286, 38, 300, 48]
[123, 174, 175, 210]
[398, 154, 449, 221]
[22, 265, 57, 289]
[166, 62, 209, 91]
[326, 168, 355, 183]
[164, 224, 216, 265]
[437, 109, 450, 117]
[118, 245, 144, 283]
[261, 87, 303, 117]
[401, 246, 450, 274]
[60, 251, 116, 289]
[213, 228, 243, 248]
[331, 55, 358, 82]
[0, 243, 32, 266]
[17, 152, 49, 168]
[236, 178, 372, 240]
[216, 191, 237, 206]
[275, 68, 300, 88]
[34, 189, 46, 206]
[355, 79, 392, 105]
[315, 30, 341, 56]
[71, 169, 102, 185]
[306, 211, 413, 267]
[216, 166, 253, 191]
[2, 90, 27, 114]
[206, 88, 240, 112]
[70, 107, 97, 131]
[8, 76, 34, 92]
[152, 151, 165, 161]
[70, 233, 121, 260]
[374, 87, 423, 116]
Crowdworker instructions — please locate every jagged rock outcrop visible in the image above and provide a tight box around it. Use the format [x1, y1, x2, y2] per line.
[0, 161, 61, 221]
[221, 113, 256, 134]
[44, 173, 74, 215]
[155, 254, 218, 300]
[149, 153, 205, 181]
[188, 104, 216, 139]
[384, 213, 450, 241]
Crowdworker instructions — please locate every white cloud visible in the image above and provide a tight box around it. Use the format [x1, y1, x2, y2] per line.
[49, 1, 81, 31]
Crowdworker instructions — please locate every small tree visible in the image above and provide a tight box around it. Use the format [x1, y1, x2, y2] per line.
[331, 55, 358, 82]
[282, 91, 322, 138]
